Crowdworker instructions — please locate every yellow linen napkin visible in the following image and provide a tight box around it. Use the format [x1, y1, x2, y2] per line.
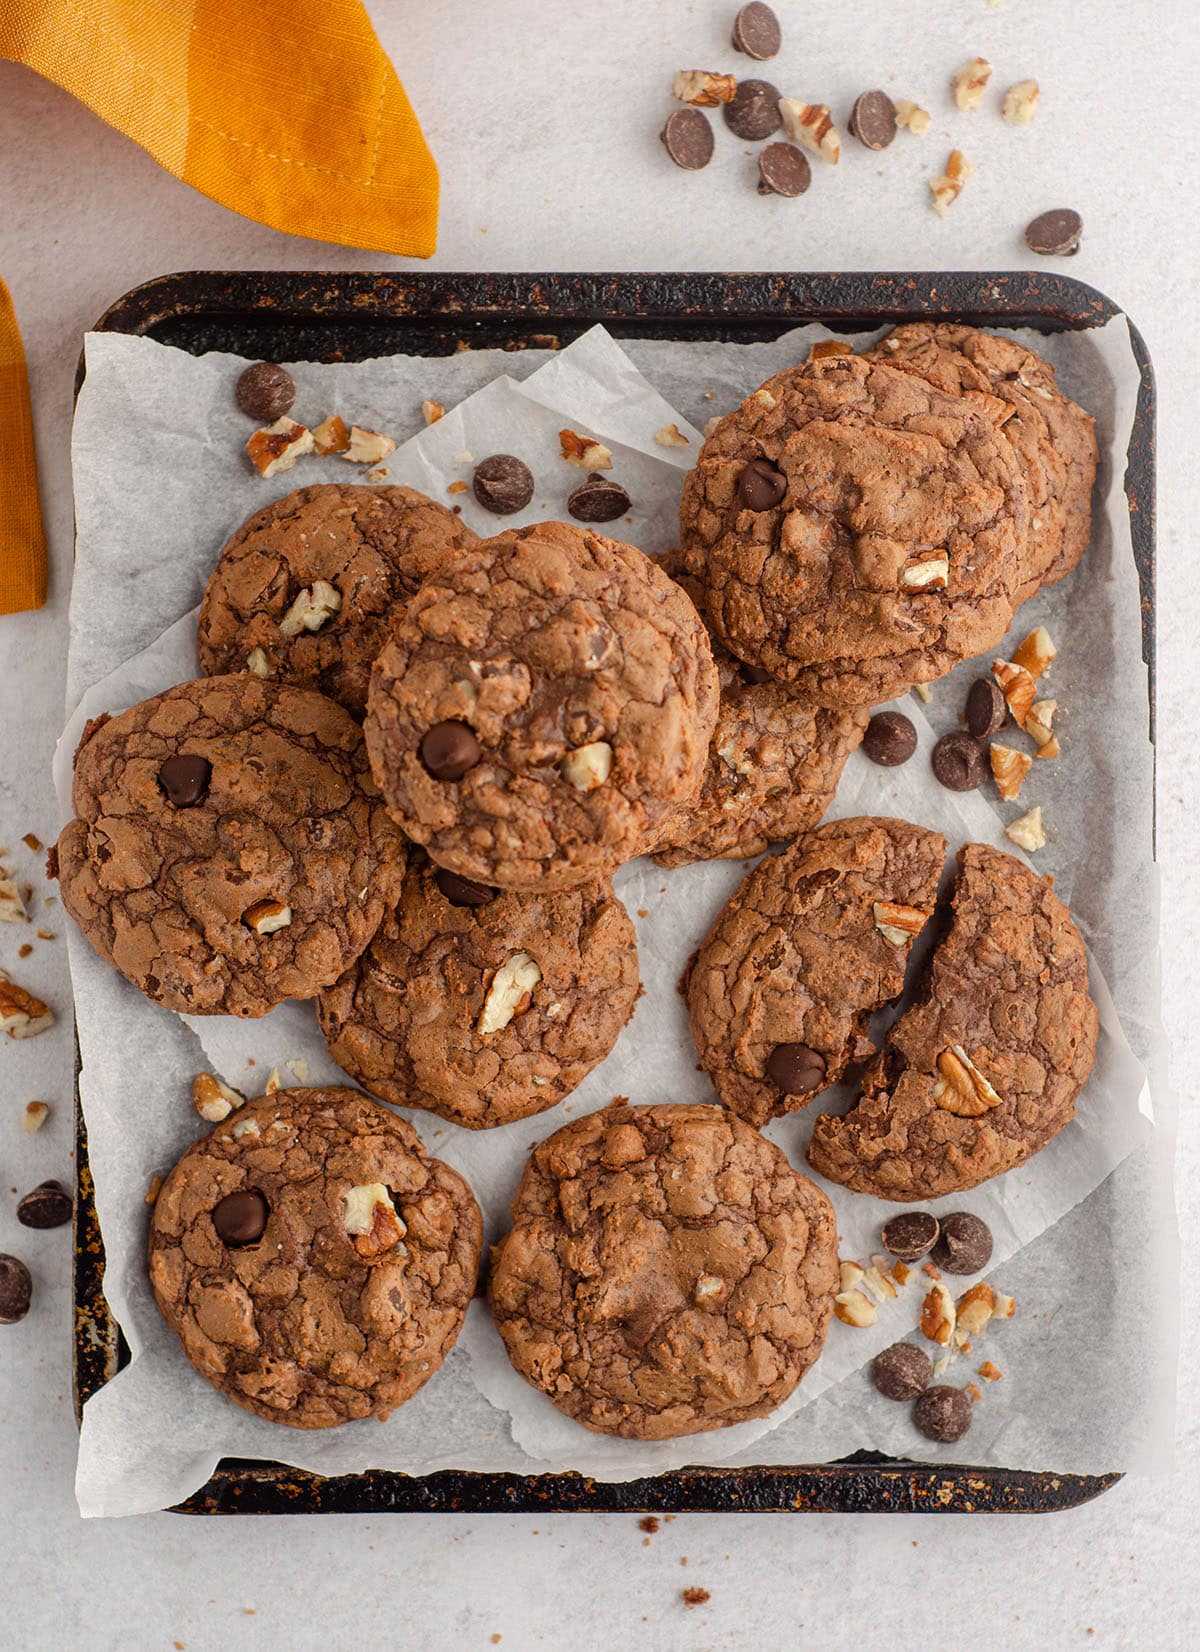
[0, 278, 47, 616]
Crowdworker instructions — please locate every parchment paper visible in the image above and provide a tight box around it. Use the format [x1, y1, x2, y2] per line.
[60, 321, 1174, 1515]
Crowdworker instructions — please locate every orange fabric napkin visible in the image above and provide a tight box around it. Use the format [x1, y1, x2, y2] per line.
[0, 0, 439, 257]
[0, 278, 47, 616]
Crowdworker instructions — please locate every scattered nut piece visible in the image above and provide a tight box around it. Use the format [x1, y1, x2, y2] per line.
[342, 1183, 407, 1259]
[246, 417, 314, 478]
[0, 875, 27, 923]
[834, 1289, 877, 1327]
[421, 400, 445, 426]
[978, 1360, 1004, 1381]
[993, 1292, 1016, 1320]
[0, 973, 55, 1039]
[891, 1260, 914, 1287]
[21, 834, 43, 854]
[933, 1044, 1003, 1116]
[278, 579, 342, 638]
[778, 99, 841, 163]
[1024, 698, 1058, 750]
[654, 422, 691, 448]
[930, 150, 974, 215]
[912, 681, 933, 703]
[861, 1263, 899, 1303]
[245, 646, 272, 679]
[339, 427, 396, 465]
[839, 1260, 866, 1293]
[1006, 806, 1047, 852]
[895, 100, 931, 134]
[922, 1260, 942, 1280]
[559, 429, 613, 471]
[1002, 79, 1040, 124]
[263, 1067, 284, 1096]
[901, 553, 949, 590]
[312, 414, 350, 455]
[673, 70, 737, 106]
[23, 1102, 50, 1133]
[287, 1058, 309, 1082]
[558, 740, 614, 791]
[920, 1281, 957, 1346]
[479, 952, 542, 1034]
[952, 57, 993, 112]
[990, 743, 1033, 801]
[965, 1381, 983, 1404]
[192, 1072, 246, 1124]
[243, 899, 292, 936]
[448, 480, 469, 494]
[992, 658, 1037, 724]
[932, 1354, 951, 1378]
[955, 1281, 996, 1340]
[1012, 626, 1056, 680]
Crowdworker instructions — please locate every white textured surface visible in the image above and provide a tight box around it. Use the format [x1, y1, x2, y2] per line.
[0, 0, 1196, 1645]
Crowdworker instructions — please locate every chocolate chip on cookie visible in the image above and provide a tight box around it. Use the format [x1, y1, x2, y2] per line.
[881, 1210, 940, 1261]
[723, 79, 783, 140]
[472, 454, 535, 515]
[732, 1, 781, 59]
[863, 711, 917, 767]
[568, 476, 631, 523]
[420, 720, 482, 781]
[965, 677, 1008, 739]
[765, 1042, 827, 1094]
[737, 457, 787, 510]
[932, 731, 989, 791]
[434, 867, 496, 907]
[211, 1188, 269, 1246]
[932, 1211, 993, 1274]
[489, 1101, 839, 1438]
[873, 1342, 932, 1400]
[158, 754, 211, 807]
[236, 362, 295, 422]
[913, 1384, 973, 1442]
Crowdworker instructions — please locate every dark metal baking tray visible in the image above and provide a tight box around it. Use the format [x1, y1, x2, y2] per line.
[73, 270, 1154, 1516]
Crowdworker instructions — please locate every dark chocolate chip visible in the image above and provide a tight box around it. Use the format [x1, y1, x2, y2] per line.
[435, 867, 496, 907]
[16, 1181, 73, 1230]
[932, 1211, 994, 1275]
[737, 457, 787, 511]
[622, 1303, 660, 1350]
[420, 721, 481, 781]
[873, 1341, 933, 1401]
[880, 1210, 941, 1262]
[757, 142, 811, 197]
[723, 79, 782, 141]
[0, 1255, 33, 1324]
[863, 711, 917, 766]
[765, 1041, 827, 1094]
[472, 454, 535, 515]
[965, 677, 1008, 739]
[662, 107, 715, 170]
[568, 475, 632, 523]
[211, 1189, 269, 1247]
[235, 362, 295, 422]
[931, 730, 989, 791]
[849, 90, 897, 150]
[913, 1384, 974, 1442]
[158, 754, 212, 808]
[739, 662, 773, 685]
[732, 1, 781, 59]
[1025, 208, 1083, 257]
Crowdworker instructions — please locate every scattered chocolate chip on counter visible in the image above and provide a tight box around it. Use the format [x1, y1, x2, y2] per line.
[881, 1210, 941, 1262]
[16, 1181, 73, 1230]
[932, 1212, 994, 1275]
[235, 362, 295, 423]
[567, 475, 632, 523]
[1025, 208, 1083, 256]
[662, 107, 715, 170]
[757, 141, 811, 197]
[849, 89, 897, 150]
[0, 1255, 32, 1324]
[732, 1, 780, 60]
[472, 454, 535, 514]
[931, 730, 990, 791]
[873, 1341, 933, 1401]
[863, 711, 917, 766]
[965, 676, 1008, 739]
[913, 1383, 973, 1442]
[723, 78, 782, 140]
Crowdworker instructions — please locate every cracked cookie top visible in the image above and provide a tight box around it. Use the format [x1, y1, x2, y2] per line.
[148, 1087, 482, 1429]
[866, 324, 1097, 602]
[489, 1101, 838, 1439]
[686, 816, 947, 1127]
[197, 484, 479, 718]
[808, 841, 1098, 1200]
[55, 676, 407, 1017]
[364, 520, 720, 891]
[679, 355, 1030, 706]
[317, 859, 640, 1129]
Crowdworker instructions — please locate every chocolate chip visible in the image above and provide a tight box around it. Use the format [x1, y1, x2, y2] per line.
[863, 711, 917, 767]
[420, 721, 481, 781]
[913, 1384, 973, 1442]
[568, 475, 632, 523]
[931, 730, 989, 791]
[158, 754, 212, 808]
[880, 1210, 941, 1262]
[16, 1180, 73, 1230]
[849, 90, 897, 150]
[739, 662, 773, 685]
[0, 1255, 32, 1324]
[757, 142, 811, 197]
[662, 107, 715, 171]
[732, 1, 781, 59]
[1025, 208, 1083, 257]
[212, 1189, 269, 1246]
[873, 1342, 933, 1401]
[723, 79, 782, 141]
[737, 458, 787, 511]
[765, 1041, 827, 1094]
[235, 362, 295, 422]
[435, 868, 496, 907]
[965, 677, 1008, 739]
[932, 1211, 993, 1275]
[472, 454, 534, 515]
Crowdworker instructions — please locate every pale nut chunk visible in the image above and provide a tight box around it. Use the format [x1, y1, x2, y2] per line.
[342, 1182, 407, 1259]
[559, 429, 613, 471]
[654, 422, 691, 447]
[693, 1273, 726, 1303]
[895, 99, 931, 134]
[192, 1072, 246, 1124]
[231, 1116, 262, 1140]
[930, 150, 974, 216]
[243, 898, 293, 936]
[673, 70, 737, 106]
[933, 1044, 1003, 1116]
[0, 874, 27, 923]
[278, 578, 343, 638]
[952, 57, 993, 112]
[245, 646, 272, 679]
[0, 972, 55, 1039]
[955, 1281, 996, 1340]
[873, 900, 931, 946]
[990, 742, 1032, 801]
[912, 681, 933, 704]
[901, 554, 949, 590]
[246, 417, 315, 478]
[1005, 806, 1047, 852]
[839, 1260, 866, 1294]
[312, 414, 351, 455]
[992, 1292, 1016, 1320]
[992, 659, 1037, 725]
[1026, 700, 1059, 754]
[920, 1280, 957, 1346]
[778, 99, 842, 164]
[263, 1066, 284, 1096]
[834, 1289, 877, 1328]
[860, 1264, 899, 1304]
[750, 388, 777, 410]
[871, 1256, 904, 1296]
[558, 740, 614, 791]
[1002, 79, 1040, 124]
[23, 1101, 50, 1133]
[1012, 626, 1056, 680]
[478, 951, 542, 1035]
[421, 400, 445, 426]
[339, 426, 397, 465]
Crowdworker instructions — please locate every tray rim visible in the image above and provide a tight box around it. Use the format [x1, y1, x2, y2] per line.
[71, 267, 1156, 1517]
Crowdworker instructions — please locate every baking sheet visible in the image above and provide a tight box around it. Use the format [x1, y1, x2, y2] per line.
[60, 321, 1172, 1514]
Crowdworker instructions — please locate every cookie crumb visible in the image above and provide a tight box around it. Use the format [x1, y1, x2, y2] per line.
[639, 1516, 659, 1532]
[21, 834, 42, 853]
[682, 1587, 711, 1608]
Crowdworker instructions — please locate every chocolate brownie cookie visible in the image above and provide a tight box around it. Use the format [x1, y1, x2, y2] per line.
[364, 521, 720, 891]
[867, 324, 1097, 601]
[489, 1101, 838, 1438]
[148, 1087, 482, 1428]
[679, 355, 1030, 706]
[55, 677, 406, 1016]
[197, 484, 478, 717]
[652, 558, 868, 864]
[317, 860, 640, 1129]
[686, 817, 946, 1126]
[808, 842, 1098, 1200]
